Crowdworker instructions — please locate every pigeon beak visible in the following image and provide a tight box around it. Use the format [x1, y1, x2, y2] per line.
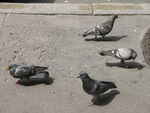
[2, 67, 9, 71]
[77, 75, 81, 78]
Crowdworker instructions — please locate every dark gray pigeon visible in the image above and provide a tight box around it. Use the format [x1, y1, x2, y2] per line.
[77, 71, 117, 106]
[82, 15, 118, 40]
[99, 48, 137, 68]
[3, 64, 48, 84]
[18, 71, 53, 85]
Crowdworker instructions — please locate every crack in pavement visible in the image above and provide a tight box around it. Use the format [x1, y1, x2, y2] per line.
[0, 14, 7, 35]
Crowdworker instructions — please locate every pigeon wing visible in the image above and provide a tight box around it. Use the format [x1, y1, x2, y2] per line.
[15, 66, 30, 78]
[89, 82, 99, 94]
[84, 27, 99, 36]
[97, 81, 117, 93]
[97, 22, 112, 35]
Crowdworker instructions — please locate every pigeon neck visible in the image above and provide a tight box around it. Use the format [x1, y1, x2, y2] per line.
[82, 76, 93, 83]
[9, 68, 16, 76]
[109, 17, 116, 23]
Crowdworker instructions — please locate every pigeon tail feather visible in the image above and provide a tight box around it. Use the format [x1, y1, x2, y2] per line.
[101, 81, 117, 89]
[82, 33, 87, 37]
[108, 82, 117, 89]
[99, 50, 113, 56]
[34, 66, 48, 73]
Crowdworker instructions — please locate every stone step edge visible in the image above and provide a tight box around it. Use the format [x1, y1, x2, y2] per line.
[0, 3, 149, 15]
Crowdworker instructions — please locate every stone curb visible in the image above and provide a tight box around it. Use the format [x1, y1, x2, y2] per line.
[93, 3, 150, 15]
[0, 3, 92, 15]
[0, 3, 150, 15]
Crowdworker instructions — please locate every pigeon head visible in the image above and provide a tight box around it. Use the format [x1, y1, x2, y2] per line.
[82, 33, 87, 37]
[2, 64, 17, 71]
[6, 64, 18, 70]
[113, 15, 118, 19]
[131, 51, 137, 61]
[82, 28, 97, 37]
[110, 15, 118, 22]
[77, 71, 89, 80]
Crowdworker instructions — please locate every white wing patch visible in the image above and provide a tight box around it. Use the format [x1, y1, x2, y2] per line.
[114, 48, 132, 59]
[15, 67, 28, 77]
[16, 67, 26, 73]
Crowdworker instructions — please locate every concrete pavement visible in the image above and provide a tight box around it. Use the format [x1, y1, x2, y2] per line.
[0, 14, 150, 113]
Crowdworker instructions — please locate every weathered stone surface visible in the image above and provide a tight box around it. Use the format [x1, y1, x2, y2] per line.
[0, 3, 150, 15]
[0, 3, 92, 15]
[93, 3, 150, 15]
[0, 14, 150, 113]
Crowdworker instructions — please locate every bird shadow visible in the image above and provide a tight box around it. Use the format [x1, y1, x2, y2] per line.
[85, 35, 127, 42]
[18, 71, 54, 86]
[105, 62, 144, 70]
[91, 90, 120, 106]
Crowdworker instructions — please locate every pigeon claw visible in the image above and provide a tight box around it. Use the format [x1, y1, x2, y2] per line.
[124, 64, 129, 68]
[15, 80, 20, 84]
[88, 102, 96, 107]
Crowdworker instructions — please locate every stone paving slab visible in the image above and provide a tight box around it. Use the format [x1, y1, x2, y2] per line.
[0, 3, 92, 15]
[93, 3, 150, 15]
[0, 14, 150, 113]
[0, 3, 150, 15]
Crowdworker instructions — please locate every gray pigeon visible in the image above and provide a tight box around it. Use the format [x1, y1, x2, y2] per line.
[82, 15, 118, 40]
[3, 64, 48, 84]
[99, 48, 137, 68]
[77, 71, 117, 106]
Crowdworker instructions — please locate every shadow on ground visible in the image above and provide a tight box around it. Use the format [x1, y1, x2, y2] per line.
[85, 35, 127, 42]
[18, 71, 54, 86]
[105, 62, 144, 70]
[0, 0, 55, 3]
[92, 90, 120, 106]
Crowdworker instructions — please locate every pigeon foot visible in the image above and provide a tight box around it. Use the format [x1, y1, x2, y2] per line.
[15, 80, 20, 84]
[88, 102, 95, 107]
[123, 64, 129, 68]
[121, 60, 128, 68]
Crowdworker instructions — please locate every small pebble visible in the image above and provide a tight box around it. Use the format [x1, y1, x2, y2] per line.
[4, 78, 9, 82]
[62, 70, 66, 73]
[9, 32, 13, 35]
[14, 50, 19, 54]
[107, 0, 111, 2]
[70, 92, 76, 97]
[64, 1, 68, 3]
[133, 29, 137, 32]
[52, 91, 56, 94]
[70, 73, 74, 77]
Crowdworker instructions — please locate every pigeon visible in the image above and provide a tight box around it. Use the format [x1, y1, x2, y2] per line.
[82, 15, 118, 40]
[18, 71, 52, 85]
[77, 71, 117, 106]
[99, 48, 137, 68]
[2, 64, 48, 84]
